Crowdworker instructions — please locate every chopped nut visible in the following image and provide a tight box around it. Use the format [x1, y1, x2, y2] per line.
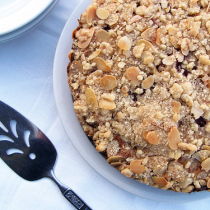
[130, 160, 145, 174]
[85, 87, 98, 108]
[170, 83, 183, 99]
[95, 29, 110, 41]
[100, 75, 117, 90]
[178, 142, 198, 151]
[201, 158, 210, 172]
[121, 168, 133, 177]
[133, 45, 144, 58]
[191, 101, 204, 119]
[96, 8, 109, 19]
[152, 177, 168, 186]
[181, 82, 193, 95]
[168, 127, 180, 150]
[93, 57, 111, 72]
[142, 75, 154, 89]
[99, 99, 116, 110]
[96, 141, 108, 152]
[125, 67, 141, 85]
[118, 36, 132, 51]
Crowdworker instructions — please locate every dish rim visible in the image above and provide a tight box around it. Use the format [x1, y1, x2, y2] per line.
[0, 0, 54, 35]
[53, 0, 210, 203]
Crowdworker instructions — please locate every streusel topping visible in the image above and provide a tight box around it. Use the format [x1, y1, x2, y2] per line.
[67, 0, 210, 192]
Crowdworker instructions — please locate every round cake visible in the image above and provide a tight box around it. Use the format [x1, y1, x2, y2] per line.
[67, 0, 210, 193]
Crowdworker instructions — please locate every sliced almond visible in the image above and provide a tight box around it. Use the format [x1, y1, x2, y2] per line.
[156, 28, 164, 45]
[152, 177, 168, 186]
[69, 61, 83, 75]
[88, 49, 101, 60]
[99, 99, 115, 110]
[168, 127, 180, 150]
[137, 39, 154, 51]
[100, 75, 117, 90]
[85, 87, 98, 108]
[96, 8, 109, 19]
[207, 178, 210, 188]
[178, 142, 198, 151]
[78, 27, 95, 49]
[107, 156, 126, 163]
[129, 15, 141, 24]
[95, 29, 110, 41]
[145, 131, 160, 145]
[142, 75, 154, 89]
[162, 55, 176, 66]
[118, 36, 132, 51]
[173, 101, 181, 113]
[93, 57, 111, 72]
[111, 162, 123, 167]
[125, 67, 141, 85]
[141, 28, 157, 43]
[130, 160, 145, 174]
[201, 158, 210, 172]
[87, 5, 97, 22]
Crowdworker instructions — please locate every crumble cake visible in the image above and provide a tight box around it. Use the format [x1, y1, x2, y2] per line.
[67, 0, 210, 193]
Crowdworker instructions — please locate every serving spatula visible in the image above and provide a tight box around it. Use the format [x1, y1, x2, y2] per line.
[0, 100, 91, 210]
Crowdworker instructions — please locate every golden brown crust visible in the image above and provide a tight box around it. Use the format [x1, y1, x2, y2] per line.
[67, 0, 210, 193]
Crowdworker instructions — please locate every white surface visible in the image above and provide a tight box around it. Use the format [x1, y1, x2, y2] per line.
[0, 0, 59, 43]
[1, 0, 210, 209]
[53, 0, 210, 203]
[0, 0, 53, 35]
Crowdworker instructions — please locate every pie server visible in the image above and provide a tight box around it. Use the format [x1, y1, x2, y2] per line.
[0, 100, 91, 210]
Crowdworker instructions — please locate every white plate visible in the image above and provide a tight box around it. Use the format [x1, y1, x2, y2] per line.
[0, 0, 53, 35]
[53, 0, 210, 203]
[0, 0, 58, 43]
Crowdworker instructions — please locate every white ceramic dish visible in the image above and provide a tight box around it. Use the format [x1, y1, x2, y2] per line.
[0, 0, 59, 43]
[53, 0, 210, 203]
[0, 0, 54, 35]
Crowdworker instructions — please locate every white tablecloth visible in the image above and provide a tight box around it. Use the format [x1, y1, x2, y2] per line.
[1, 0, 210, 209]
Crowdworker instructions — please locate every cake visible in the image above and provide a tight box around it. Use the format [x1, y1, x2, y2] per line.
[67, 0, 210, 193]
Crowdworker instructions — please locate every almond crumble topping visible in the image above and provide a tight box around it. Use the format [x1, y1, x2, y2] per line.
[67, 0, 210, 193]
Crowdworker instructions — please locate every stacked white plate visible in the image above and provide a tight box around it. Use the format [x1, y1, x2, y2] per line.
[0, 0, 59, 43]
